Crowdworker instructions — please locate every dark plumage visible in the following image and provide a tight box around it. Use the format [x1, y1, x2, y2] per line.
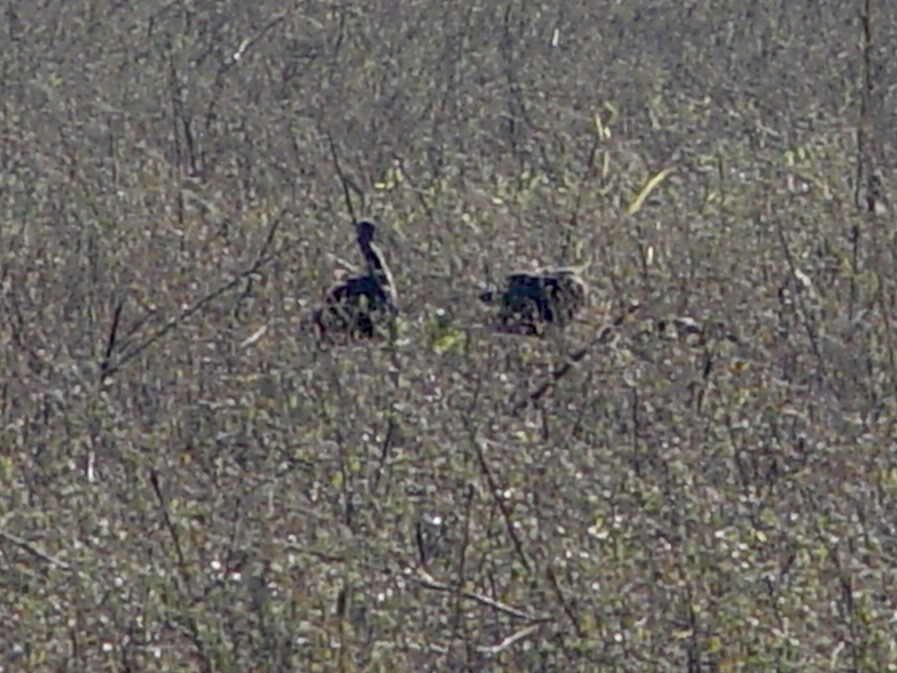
[480, 268, 587, 335]
[309, 220, 398, 342]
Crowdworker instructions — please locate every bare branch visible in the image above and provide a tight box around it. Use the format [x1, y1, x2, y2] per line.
[469, 435, 531, 572]
[326, 131, 364, 225]
[101, 212, 283, 379]
[0, 530, 72, 572]
[149, 468, 191, 593]
[774, 221, 826, 374]
[98, 295, 125, 378]
[413, 570, 552, 623]
[518, 300, 643, 412]
[854, 0, 877, 213]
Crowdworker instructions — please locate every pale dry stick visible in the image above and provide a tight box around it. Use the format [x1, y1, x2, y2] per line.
[100, 212, 283, 379]
[413, 570, 552, 623]
[239, 324, 268, 349]
[476, 624, 541, 656]
[230, 12, 292, 65]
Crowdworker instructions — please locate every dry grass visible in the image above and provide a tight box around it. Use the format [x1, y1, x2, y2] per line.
[3, 1, 897, 671]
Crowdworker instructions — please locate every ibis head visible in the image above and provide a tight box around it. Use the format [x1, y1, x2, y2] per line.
[355, 220, 377, 246]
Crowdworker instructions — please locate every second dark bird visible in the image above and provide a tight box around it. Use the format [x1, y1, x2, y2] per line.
[480, 268, 587, 335]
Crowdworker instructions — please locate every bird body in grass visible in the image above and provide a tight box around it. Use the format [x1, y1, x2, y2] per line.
[480, 267, 587, 335]
[308, 220, 398, 342]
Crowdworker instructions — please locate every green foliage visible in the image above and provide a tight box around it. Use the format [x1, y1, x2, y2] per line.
[2, 1, 897, 672]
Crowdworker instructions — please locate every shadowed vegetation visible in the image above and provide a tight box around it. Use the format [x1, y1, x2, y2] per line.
[3, 1, 897, 672]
